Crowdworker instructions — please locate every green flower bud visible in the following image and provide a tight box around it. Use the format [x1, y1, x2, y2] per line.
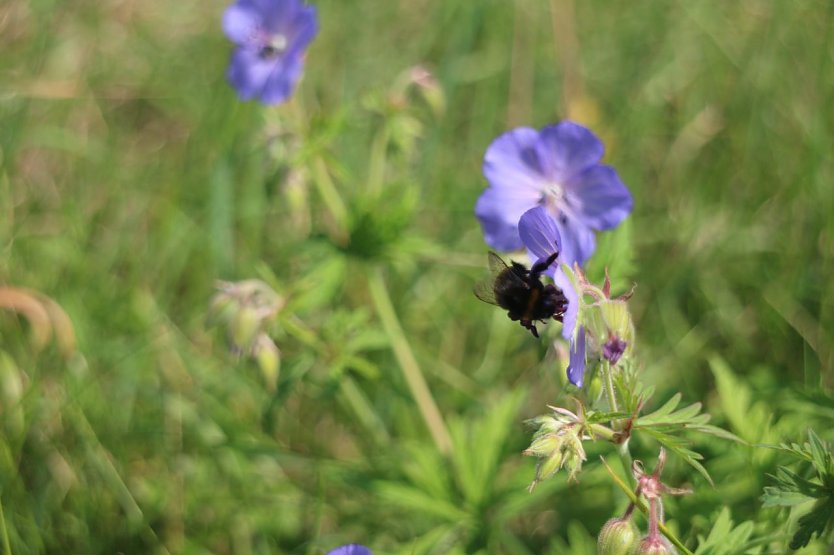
[232, 306, 262, 351]
[253, 334, 281, 392]
[524, 406, 589, 489]
[597, 517, 639, 555]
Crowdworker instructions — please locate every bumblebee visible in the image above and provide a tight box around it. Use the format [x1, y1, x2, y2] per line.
[474, 251, 567, 338]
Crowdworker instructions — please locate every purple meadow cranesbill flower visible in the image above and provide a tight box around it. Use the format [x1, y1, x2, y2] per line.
[476, 121, 633, 266]
[326, 545, 372, 555]
[222, 0, 318, 105]
[519, 206, 586, 386]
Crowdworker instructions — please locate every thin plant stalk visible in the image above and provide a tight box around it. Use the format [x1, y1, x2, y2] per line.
[368, 268, 452, 455]
[0, 496, 11, 555]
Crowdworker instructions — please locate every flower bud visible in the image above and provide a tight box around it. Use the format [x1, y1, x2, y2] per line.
[253, 334, 281, 392]
[631, 536, 677, 555]
[231, 306, 262, 351]
[597, 517, 639, 555]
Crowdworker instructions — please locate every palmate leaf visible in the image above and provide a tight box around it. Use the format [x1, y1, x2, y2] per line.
[789, 498, 834, 549]
[761, 429, 834, 549]
[694, 507, 755, 555]
[633, 394, 744, 485]
[639, 427, 713, 485]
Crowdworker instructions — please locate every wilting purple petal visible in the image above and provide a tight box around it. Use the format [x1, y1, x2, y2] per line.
[565, 165, 633, 230]
[603, 335, 628, 365]
[554, 270, 578, 340]
[519, 206, 561, 267]
[567, 326, 587, 387]
[327, 545, 372, 555]
[535, 122, 604, 183]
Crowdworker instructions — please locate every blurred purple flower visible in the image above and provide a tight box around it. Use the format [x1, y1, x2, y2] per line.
[326, 545, 372, 555]
[222, 0, 318, 105]
[475, 121, 633, 266]
[519, 206, 586, 386]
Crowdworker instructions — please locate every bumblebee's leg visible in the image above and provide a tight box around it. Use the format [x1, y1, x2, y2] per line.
[521, 319, 539, 338]
[529, 251, 560, 278]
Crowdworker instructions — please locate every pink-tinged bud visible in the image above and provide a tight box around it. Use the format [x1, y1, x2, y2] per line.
[597, 517, 639, 555]
[632, 535, 677, 554]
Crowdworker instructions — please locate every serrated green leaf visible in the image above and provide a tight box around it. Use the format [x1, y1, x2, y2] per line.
[695, 507, 756, 555]
[374, 481, 469, 523]
[690, 424, 745, 444]
[637, 393, 682, 424]
[640, 427, 713, 485]
[790, 498, 834, 549]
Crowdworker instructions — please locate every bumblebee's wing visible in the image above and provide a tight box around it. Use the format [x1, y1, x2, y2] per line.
[473, 278, 498, 305]
[487, 251, 508, 273]
[474, 252, 516, 305]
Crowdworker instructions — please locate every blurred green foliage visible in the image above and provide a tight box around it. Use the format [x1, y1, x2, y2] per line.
[1, 0, 834, 553]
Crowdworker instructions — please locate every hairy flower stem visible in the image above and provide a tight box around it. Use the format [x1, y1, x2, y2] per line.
[368, 269, 453, 455]
[600, 457, 694, 555]
[601, 360, 619, 417]
[618, 439, 635, 487]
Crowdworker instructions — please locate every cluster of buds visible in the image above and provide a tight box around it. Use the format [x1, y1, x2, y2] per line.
[598, 449, 692, 555]
[523, 402, 622, 490]
[207, 279, 285, 390]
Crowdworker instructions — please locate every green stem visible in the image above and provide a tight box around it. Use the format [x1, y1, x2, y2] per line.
[589, 423, 616, 442]
[312, 157, 350, 243]
[367, 125, 390, 197]
[368, 268, 452, 455]
[0, 495, 11, 555]
[618, 439, 635, 486]
[601, 360, 619, 418]
[600, 457, 694, 555]
[340, 377, 390, 446]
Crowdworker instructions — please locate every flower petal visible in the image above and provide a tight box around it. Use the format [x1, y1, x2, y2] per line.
[222, 3, 261, 44]
[567, 326, 586, 387]
[554, 270, 578, 340]
[285, 5, 318, 56]
[553, 213, 596, 267]
[475, 186, 541, 252]
[327, 545, 372, 555]
[227, 48, 278, 101]
[259, 54, 303, 104]
[519, 206, 562, 270]
[483, 127, 549, 194]
[564, 165, 633, 230]
[536, 122, 604, 183]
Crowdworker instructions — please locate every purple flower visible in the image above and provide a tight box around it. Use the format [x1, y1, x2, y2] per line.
[326, 545, 371, 555]
[603, 335, 628, 365]
[222, 0, 318, 105]
[476, 121, 633, 266]
[519, 206, 586, 387]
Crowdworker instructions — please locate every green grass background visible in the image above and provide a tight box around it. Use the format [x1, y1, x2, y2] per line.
[1, 0, 833, 553]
